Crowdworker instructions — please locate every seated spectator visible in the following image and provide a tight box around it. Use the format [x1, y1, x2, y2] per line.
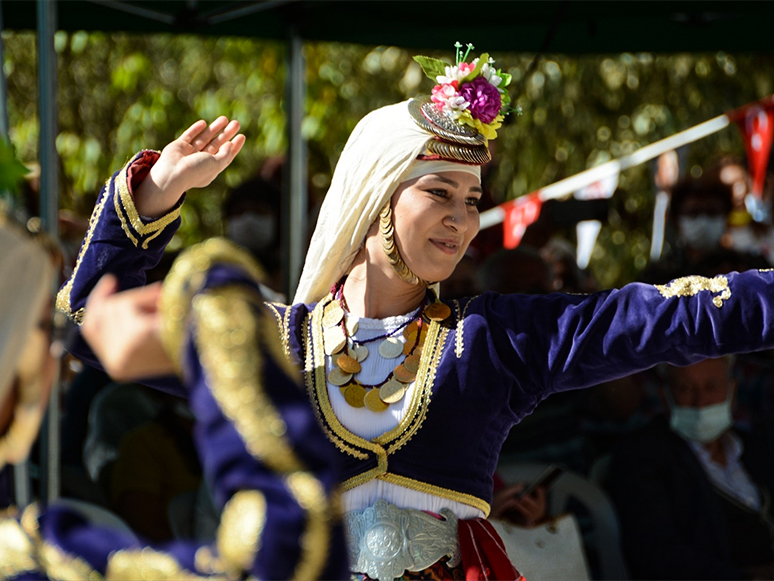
[641, 175, 734, 283]
[489, 471, 548, 528]
[607, 357, 774, 580]
[222, 175, 284, 301]
[478, 246, 554, 295]
[109, 394, 202, 542]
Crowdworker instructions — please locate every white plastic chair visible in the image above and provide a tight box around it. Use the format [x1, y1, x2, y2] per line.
[55, 497, 138, 542]
[496, 461, 629, 580]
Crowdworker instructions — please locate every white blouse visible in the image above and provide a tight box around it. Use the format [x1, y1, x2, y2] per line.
[327, 308, 485, 519]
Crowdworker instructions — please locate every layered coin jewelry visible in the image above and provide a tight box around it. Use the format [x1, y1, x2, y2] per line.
[324, 284, 451, 412]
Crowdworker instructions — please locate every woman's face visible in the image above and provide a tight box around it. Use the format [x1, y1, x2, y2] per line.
[389, 171, 482, 283]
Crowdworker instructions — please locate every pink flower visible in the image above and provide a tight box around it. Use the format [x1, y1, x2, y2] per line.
[458, 77, 501, 124]
[431, 83, 468, 115]
[459, 62, 475, 76]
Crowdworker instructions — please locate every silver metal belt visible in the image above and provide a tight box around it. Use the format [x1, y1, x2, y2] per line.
[344, 499, 461, 581]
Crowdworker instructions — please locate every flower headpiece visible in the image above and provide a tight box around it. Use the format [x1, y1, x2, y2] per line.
[414, 42, 513, 142]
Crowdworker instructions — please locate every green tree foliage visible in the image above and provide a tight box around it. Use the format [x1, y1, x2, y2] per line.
[3, 31, 773, 286]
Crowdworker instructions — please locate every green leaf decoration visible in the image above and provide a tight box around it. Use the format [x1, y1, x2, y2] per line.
[460, 52, 488, 84]
[499, 71, 512, 87]
[0, 139, 29, 193]
[413, 56, 449, 81]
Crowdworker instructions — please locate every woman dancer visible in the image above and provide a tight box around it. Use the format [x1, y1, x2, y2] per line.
[60, 48, 774, 580]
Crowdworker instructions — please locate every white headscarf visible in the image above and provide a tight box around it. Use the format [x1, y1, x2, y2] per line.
[294, 101, 481, 305]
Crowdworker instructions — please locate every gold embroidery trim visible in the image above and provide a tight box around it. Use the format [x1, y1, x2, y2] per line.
[39, 541, 103, 580]
[0, 516, 39, 578]
[284, 302, 294, 360]
[107, 547, 219, 580]
[306, 296, 387, 464]
[193, 286, 305, 474]
[287, 471, 331, 581]
[55, 176, 112, 326]
[114, 152, 181, 250]
[378, 473, 491, 516]
[20, 504, 40, 541]
[655, 274, 731, 308]
[341, 465, 393, 492]
[159, 237, 267, 374]
[375, 318, 444, 450]
[265, 301, 294, 365]
[453, 298, 473, 359]
[306, 292, 451, 496]
[217, 490, 266, 577]
[193, 546, 228, 577]
[381, 323, 447, 455]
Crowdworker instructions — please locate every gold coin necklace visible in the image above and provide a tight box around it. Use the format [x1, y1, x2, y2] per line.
[323, 281, 449, 412]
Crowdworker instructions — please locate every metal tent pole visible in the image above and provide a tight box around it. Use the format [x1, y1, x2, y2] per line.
[37, 0, 60, 505]
[283, 28, 307, 299]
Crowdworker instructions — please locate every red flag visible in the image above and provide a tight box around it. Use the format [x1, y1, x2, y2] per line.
[735, 105, 774, 198]
[502, 193, 542, 249]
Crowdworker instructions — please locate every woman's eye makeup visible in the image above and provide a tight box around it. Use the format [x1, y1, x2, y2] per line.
[428, 189, 448, 198]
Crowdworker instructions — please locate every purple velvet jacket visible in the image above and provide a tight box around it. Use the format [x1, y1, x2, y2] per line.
[55, 151, 774, 522]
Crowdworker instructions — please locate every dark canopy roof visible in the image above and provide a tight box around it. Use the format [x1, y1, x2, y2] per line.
[4, 1, 774, 54]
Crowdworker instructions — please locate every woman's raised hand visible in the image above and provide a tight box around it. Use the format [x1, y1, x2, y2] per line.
[135, 117, 246, 218]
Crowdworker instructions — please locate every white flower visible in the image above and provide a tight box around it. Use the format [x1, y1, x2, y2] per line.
[481, 63, 502, 87]
[436, 66, 461, 85]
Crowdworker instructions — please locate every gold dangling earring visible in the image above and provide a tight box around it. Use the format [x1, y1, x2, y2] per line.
[379, 203, 429, 287]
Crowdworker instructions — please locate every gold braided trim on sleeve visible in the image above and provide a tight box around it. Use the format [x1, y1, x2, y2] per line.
[192, 286, 306, 474]
[107, 548, 221, 580]
[287, 471, 332, 581]
[159, 237, 267, 375]
[655, 274, 730, 308]
[0, 515, 39, 578]
[114, 152, 181, 250]
[217, 490, 266, 578]
[55, 176, 113, 326]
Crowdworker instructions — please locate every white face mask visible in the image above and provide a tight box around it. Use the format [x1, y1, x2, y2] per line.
[227, 212, 276, 253]
[667, 390, 733, 443]
[677, 215, 726, 251]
